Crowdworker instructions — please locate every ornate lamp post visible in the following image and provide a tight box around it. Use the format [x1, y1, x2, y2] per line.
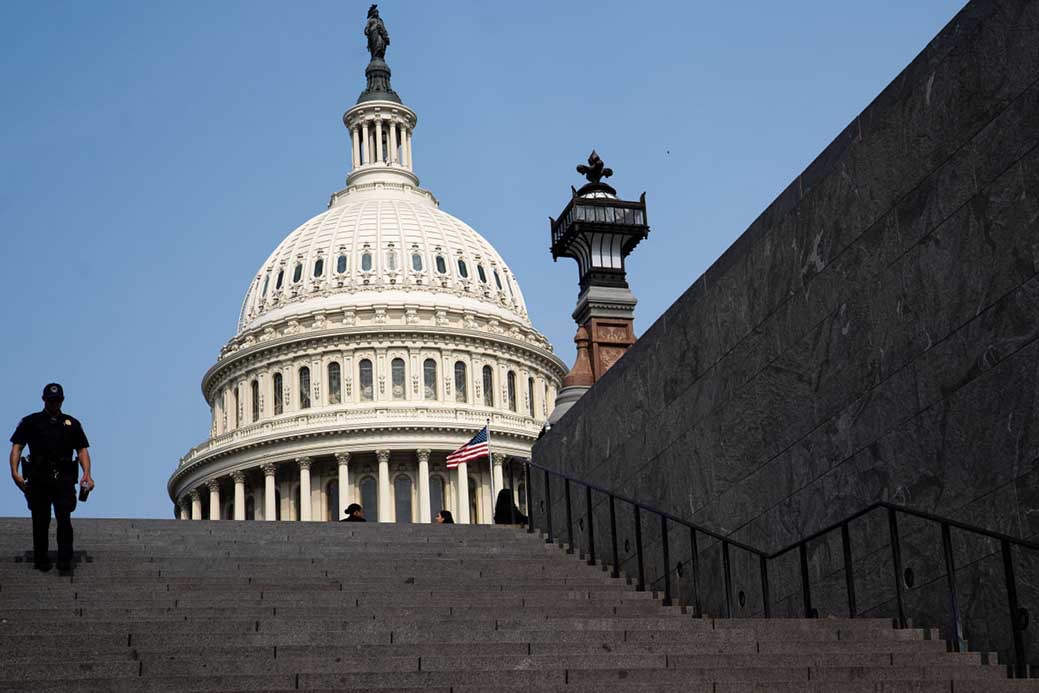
[546, 152, 650, 425]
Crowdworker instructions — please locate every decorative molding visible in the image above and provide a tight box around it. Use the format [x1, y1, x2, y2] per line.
[416, 448, 431, 464]
[335, 452, 351, 467]
[231, 470, 247, 484]
[261, 463, 278, 477]
[296, 456, 313, 471]
[376, 449, 391, 465]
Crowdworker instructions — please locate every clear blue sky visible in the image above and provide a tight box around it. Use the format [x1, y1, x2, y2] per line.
[0, 1, 966, 518]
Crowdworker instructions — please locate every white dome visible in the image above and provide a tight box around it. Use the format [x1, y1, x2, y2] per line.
[238, 183, 528, 335]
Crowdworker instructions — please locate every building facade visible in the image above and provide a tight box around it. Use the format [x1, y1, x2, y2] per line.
[168, 23, 566, 523]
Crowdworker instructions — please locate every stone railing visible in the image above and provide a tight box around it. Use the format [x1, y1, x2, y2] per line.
[179, 405, 539, 468]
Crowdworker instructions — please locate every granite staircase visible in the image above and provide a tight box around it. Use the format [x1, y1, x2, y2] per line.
[0, 518, 1034, 692]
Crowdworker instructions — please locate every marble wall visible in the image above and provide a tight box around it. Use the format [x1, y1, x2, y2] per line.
[532, 0, 1039, 667]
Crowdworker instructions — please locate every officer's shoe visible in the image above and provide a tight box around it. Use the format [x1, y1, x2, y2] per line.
[56, 560, 73, 575]
[33, 561, 52, 572]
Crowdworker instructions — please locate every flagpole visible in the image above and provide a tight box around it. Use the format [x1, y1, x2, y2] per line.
[486, 418, 493, 525]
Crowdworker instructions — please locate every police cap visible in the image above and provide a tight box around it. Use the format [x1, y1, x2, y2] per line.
[42, 383, 64, 400]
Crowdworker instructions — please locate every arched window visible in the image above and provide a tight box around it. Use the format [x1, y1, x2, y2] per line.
[326, 479, 339, 522]
[292, 263, 303, 283]
[493, 270, 503, 291]
[250, 380, 259, 422]
[517, 483, 527, 514]
[457, 259, 468, 279]
[298, 367, 311, 409]
[430, 475, 445, 519]
[327, 362, 341, 404]
[411, 253, 423, 271]
[435, 256, 447, 274]
[469, 478, 479, 524]
[482, 365, 494, 407]
[336, 254, 347, 274]
[359, 477, 377, 522]
[275, 269, 284, 290]
[394, 475, 413, 524]
[313, 258, 324, 278]
[246, 496, 256, 521]
[261, 275, 269, 297]
[232, 386, 239, 428]
[527, 376, 535, 417]
[386, 250, 397, 271]
[273, 373, 284, 415]
[361, 252, 372, 272]
[454, 361, 468, 403]
[223, 502, 233, 521]
[423, 359, 437, 400]
[507, 371, 517, 412]
[391, 358, 406, 400]
[359, 359, 374, 401]
[477, 264, 487, 283]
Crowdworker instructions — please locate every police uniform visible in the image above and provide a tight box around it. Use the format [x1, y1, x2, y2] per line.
[10, 389, 89, 570]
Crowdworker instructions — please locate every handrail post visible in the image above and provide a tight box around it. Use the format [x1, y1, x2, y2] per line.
[940, 523, 965, 652]
[564, 479, 574, 554]
[722, 540, 733, 618]
[524, 461, 533, 534]
[841, 521, 856, 618]
[544, 469, 554, 544]
[1001, 539, 1027, 678]
[609, 495, 620, 579]
[689, 528, 703, 618]
[759, 555, 771, 618]
[799, 542, 814, 619]
[634, 505, 645, 591]
[661, 515, 672, 606]
[585, 485, 596, 567]
[888, 508, 907, 628]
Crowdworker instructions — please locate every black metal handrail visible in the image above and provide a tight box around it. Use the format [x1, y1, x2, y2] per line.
[504, 458, 1038, 678]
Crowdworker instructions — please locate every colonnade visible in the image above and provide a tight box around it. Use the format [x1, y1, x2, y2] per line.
[349, 116, 413, 171]
[177, 451, 512, 525]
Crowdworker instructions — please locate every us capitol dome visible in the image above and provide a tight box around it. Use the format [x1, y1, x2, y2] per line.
[168, 9, 566, 524]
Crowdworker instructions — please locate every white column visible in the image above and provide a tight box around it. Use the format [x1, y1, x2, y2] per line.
[405, 128, 413, 170]
[388, 121, 398, 164]
[232, 471, 246, 521]
[297, 457, 313, 522]
[351, 126, 360, 168]
[336, 452, 351, 520]
[207, 480, 220, 521]
[262, 463, 277, 521]
[377, 449, 391, 522]
[375, 119, 383, 163]
[361, 122, 370, 165]
[179, 498, 190, 520]
[190, 490, 202, 520]
[456, 462, 471, 524]
[417, 449, 431, 524]
[492, 453, 505, 512]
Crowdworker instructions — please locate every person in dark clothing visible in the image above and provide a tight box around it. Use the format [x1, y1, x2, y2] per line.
[493, 488, 527, 525]
[341, 503, 366, 522]
[435, 509, 454, 524]
[9, 383, 94, 573]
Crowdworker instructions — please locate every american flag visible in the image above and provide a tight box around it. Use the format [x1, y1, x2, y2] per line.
[446, 426, 489, 469]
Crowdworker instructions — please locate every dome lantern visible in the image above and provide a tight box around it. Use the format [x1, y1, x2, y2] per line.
[342, 4, 418, 189]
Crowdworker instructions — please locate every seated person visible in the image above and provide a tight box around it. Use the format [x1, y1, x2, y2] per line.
[493, 488, 527, 525]
[435, 509, 454, 524]
[341, 503, 366, 522]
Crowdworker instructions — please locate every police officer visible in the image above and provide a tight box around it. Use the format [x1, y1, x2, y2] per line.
[8, 383, 94, 573]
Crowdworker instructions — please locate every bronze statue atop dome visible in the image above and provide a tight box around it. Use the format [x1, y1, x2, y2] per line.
[365, 5, 389, 61]
[356, 4, 400, 104]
